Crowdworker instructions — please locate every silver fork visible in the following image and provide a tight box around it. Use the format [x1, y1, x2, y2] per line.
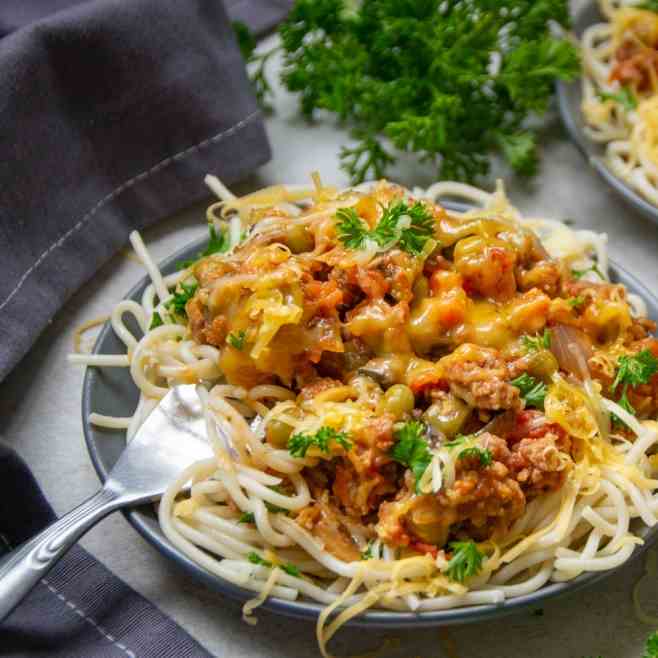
[0, 384, 212, 621]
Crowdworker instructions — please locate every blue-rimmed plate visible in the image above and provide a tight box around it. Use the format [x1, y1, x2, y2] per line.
[556, 1, 658, 224]
[82, 208, 658, 627]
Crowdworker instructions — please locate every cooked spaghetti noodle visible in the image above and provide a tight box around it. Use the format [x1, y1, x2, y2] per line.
[71, 174, 658, 657]
[581, 0, 658, 205]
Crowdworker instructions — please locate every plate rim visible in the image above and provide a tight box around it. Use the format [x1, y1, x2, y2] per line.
[82, 226, 658, 628]
[555, 0, 658, 224]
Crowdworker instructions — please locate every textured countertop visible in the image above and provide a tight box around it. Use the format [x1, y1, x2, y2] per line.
[3, 9, 658, 657]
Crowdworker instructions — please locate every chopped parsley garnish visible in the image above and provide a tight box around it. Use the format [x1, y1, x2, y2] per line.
[445, 541, 485, 583]
[361, 541, 375, 561]
[287, 426, 352, 458]
[598, 86, 638, 111]
[227, 330, 247, 351]
[458, 446, 493, 467]
[236, 0, 578, 183]
[247, 552, 300, 577]
[567, 295, 585, 308]
[610, 349, 658, 419]
[643, 630, 658, 658]
[149, 311, 164, 330]
[522, 329, 551, 352]
[238, 512, 255, 524]
[335, 208, 367, 249]
[164, 281, 198, 318]
[445, 435, 492, 467]
[264, 486, 290, 515]
[177, 224, 232, 269]
[336, 200, 435, 255]
[390, 420, 432, 493]
[572, 264, 604, 280]
[511, 373, 548, 409]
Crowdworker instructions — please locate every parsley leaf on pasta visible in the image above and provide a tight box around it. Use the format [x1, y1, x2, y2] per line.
[598, 86, 637, 111]
[445, 434, 492, 467]
[643, 631, 658, 658]
[610, 350, 658, 422]
[164, 281, 198, 319]
[335, 200, 435, 255]
[511, 373, 548, 409]
[288, 426, 352, 458]
[177, 224, 231, 270]
[522, 329, 551, 352]
[149, 311, 164, 330]
[247, 552, 301, 577]
[390, 421, 432, 491]
[445, 541, 485, 583]
[612, 350, 658, 391]
[227, 330, 247, 351]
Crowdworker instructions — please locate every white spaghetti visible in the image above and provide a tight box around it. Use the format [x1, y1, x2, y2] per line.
[581, 0, 658, 205]
[71, 174, 658, 657]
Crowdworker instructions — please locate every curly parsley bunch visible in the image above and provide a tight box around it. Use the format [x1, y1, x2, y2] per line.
[236, 0, 579, 183]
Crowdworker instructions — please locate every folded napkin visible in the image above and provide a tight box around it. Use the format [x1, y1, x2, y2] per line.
[0, 0, 287, 382]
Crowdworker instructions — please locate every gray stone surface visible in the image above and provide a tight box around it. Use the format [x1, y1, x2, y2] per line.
[2, 9, 658, 656]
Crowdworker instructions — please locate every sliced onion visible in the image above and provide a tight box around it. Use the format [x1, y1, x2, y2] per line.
[550, 324, 592, 380]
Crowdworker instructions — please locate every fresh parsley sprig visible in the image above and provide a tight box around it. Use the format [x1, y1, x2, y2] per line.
[247, 552, 301, 577]
[287, 426, 352, 458]
[390, 420, 432, 493]
[236, 0, 578, 184]
[511, 373, 548, 409]
[238, 512, 255, 524]
[445, 541, 485, 583]
[522, 329, 551, 352]
[336, 200, 435, 255]
[611, 349, 658, 419]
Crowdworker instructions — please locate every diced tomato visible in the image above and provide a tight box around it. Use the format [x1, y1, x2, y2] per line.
[507, 410, 566, 444]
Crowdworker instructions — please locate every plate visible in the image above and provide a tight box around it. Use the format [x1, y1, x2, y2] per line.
[556, 1, 658, 225]
[82, 214, 658, 628]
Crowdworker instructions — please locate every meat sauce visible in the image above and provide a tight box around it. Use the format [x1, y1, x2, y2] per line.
[179, 182, 656, 561]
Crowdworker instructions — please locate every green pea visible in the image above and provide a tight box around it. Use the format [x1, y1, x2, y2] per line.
[382, 384, 415, 419]
[266, 419, 293, 447]
[526, 349, 558, 382]
[286, 225, 314, 254]
[423, 396, 470, 438]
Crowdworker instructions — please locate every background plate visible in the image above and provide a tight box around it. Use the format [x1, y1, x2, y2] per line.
[82, 213, 658, 628]
[556, 1, 658, 225]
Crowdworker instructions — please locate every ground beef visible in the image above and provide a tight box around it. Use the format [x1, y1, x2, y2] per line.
[439, 344, 522, 411]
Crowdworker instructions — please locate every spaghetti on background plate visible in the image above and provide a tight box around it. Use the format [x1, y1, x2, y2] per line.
[581, 0, 658, 205]
[72, 174, 658, 657]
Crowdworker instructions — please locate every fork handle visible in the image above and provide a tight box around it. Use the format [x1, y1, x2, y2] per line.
[0, 486, 122, 622]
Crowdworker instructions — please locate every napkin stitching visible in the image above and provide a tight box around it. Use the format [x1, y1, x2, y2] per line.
[40, 576, 137, 657]
[0, 109, 262, 314]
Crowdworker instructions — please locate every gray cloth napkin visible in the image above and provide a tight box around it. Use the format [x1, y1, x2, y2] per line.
[0, 0, 291, 655]
[0, 0, 287, 382]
